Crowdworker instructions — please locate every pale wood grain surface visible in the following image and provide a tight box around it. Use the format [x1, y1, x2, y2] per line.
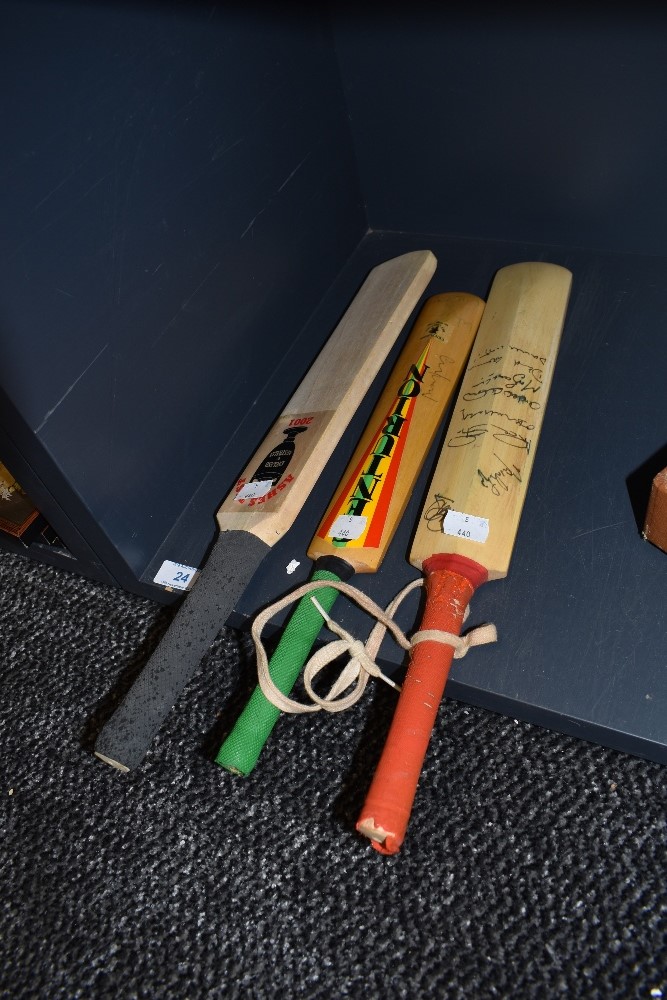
[216, 250, 437, 544]
[410, 262, 572, 579]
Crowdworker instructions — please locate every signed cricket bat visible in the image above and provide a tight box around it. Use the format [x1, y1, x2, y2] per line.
[94, 250, 437, 772]
[215, 292, 485, 776]
[356, 261, 572, 854]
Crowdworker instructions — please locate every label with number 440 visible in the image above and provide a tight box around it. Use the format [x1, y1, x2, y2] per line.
[442, 510, 489, 543]
[154, 559, 200, 591]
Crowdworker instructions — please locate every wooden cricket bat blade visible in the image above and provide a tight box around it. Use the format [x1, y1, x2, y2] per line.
[356, 261, 573, 854]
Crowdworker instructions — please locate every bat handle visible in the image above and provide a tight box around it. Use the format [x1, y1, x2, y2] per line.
[215, 557, 353, 776]
[356, 554, 488, 855]
[94, 532, 269, 771]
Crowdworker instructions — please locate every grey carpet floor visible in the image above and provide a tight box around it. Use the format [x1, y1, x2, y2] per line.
[1, 547, 665, 999]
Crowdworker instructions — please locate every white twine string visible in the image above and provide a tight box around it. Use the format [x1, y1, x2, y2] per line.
[251, 578, 497, 715]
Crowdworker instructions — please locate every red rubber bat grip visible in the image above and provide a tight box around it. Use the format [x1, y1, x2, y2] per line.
[356, 554, 487, 854]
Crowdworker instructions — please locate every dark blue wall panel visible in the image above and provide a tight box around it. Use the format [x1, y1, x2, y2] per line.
[333, 7, 667, 257]
[0, 1, 365, 582]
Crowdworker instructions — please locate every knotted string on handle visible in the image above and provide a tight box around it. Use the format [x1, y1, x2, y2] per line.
[250, 578, 497, 715]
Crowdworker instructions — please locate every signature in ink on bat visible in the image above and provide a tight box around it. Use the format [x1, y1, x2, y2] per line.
[462, 385, 541, 410]
[462, 407, 535, 432]
[490, 424, 531, 453]
[513, 359, 544, 382]
[468, 352, 504, 371]
[477, 453, 523, 497]
[447, 423, 487, 447]
[470, 371, 541, 395]
[474, 344, 505, 362]
[422, 353, 456, 400]
[447, 422, 531, 452]
[509, 345, 546, 366]
[423, 493, 455, 532]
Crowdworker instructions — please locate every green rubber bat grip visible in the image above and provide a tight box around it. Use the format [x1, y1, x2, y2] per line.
[215, 568, 343, 776]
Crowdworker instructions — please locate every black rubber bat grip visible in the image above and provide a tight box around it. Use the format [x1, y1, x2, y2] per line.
[94, 531, 270, 771]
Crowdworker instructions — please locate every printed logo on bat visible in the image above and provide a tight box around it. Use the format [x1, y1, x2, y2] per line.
[219, 412, 333, 512]
[316, 347, 430, 549]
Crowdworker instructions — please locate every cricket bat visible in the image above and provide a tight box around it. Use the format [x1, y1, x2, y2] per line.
[356, 261, 572, 854]
[215, 292, 485, 776]
[94, 250, 437, 772]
